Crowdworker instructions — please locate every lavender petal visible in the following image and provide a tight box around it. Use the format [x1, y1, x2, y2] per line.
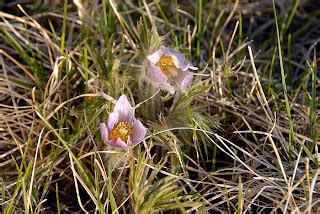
[114, 138, 128, 148]
[107, 112, 118, 131]
[149, 64, 176, 94]
[131, 119, 147, 144]
[162, 47, 198, 71]
[172, 70, 194, 92]
[149, 64, 168, 82]
[147, 48, 163, 64]
[114, 95, 134, 122]
[100, 123, 109, 144]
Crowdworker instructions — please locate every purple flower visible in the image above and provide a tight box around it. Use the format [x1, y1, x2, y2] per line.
[100, 95, 147, 148]
[146, 46, 198, 94]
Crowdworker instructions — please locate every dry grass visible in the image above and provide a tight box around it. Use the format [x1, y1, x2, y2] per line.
[0, 0, 319, 213]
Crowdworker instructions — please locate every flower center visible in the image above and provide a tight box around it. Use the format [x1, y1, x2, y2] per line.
[155, 55, 179, 77]
[109, 122, 132, 142]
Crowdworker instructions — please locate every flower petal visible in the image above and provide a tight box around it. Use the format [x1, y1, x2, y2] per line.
[107, 112, 118, 131]
[162, 48, 188, 70]
[172, 70, 194, 92]
[103, 138, 128, 148]
[149, 64, 175, 94]
[101, 123, 123, 147]
[114, 138, 128, 148]
[100, 123, 109, 143]
[149, 64, 168, 82]
[114, 95, 134, 122]
[158, 82, 176, 94]
[162, 47, 198, 71]
[130, 119, 147, 144]
[105, 140, 117, 147]
[147, 49, 163, 64]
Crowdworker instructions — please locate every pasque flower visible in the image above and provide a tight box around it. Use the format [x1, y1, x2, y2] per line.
[100, 95, 147, 148]
[146, 46, 198, 94]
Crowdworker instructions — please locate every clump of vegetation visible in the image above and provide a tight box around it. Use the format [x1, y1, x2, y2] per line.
[0, 0, 319, 213]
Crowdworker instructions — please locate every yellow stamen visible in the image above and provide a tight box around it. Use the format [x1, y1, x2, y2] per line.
[109, 122, 132, 142]
[155, 55, 179, 77]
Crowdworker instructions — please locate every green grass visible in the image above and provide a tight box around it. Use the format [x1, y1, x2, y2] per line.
[0, 0, 319, 213]
[272, 0, 294, 161]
